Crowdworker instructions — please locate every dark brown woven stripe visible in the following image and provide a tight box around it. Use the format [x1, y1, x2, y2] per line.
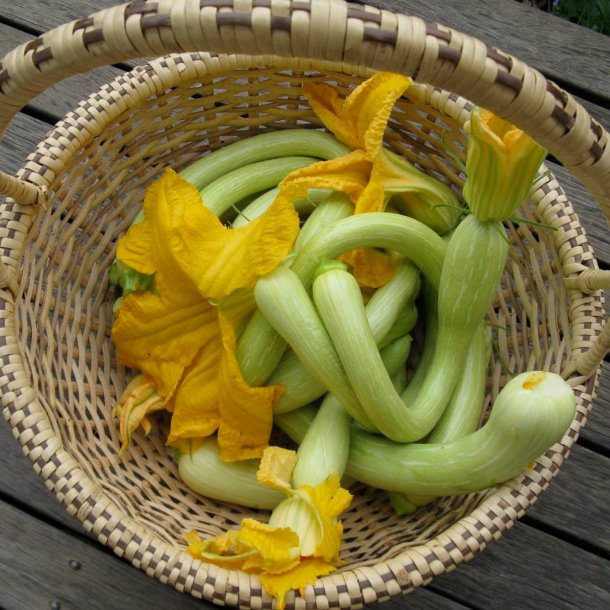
[347, 6, 382, 24]
[32, 47, 53, 68]
[271, 15, 291, 31]
[590, 141, 604, 162]
[83, 29, 105, 47]
[495, 70, 522, 93]
[438, 45, 461, 63]
[125, 1, 159, 16]
[363, 27, 397, 46]
[291, 1, 312, 10]
[551, 105, 575, 132]
[590, 118, 603, 139]
[216, 12, 251, 27]
[426, 23, 452, 43]
[24, 38, 45, 53]
[141, 13, 172, 29]
[487, 47, 512, 69]
[73, 17, 95, 31]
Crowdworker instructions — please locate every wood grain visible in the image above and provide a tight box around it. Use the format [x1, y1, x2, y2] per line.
[431, 521, 610, 609]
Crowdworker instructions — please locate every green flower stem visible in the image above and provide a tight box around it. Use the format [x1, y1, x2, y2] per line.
[291, 393, 351, 488]
[179, 129, 349, 189]
[200, 156, 318, 217]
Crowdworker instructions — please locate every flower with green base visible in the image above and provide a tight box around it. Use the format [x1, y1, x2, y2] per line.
[463, 107, 547, 222]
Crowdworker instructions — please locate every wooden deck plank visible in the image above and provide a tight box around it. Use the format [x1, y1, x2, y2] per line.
[525, 444, 610, 554]
[583, 362, 610, 451]
[0, 498, 468, 610]
[430, 520, 610, 609]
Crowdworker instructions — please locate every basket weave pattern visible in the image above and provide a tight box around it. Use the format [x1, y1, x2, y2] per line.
[0, 2, 608, 608]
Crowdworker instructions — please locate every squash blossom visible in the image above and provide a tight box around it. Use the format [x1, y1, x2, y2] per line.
[185, 447, 353, 610]
[281, 72, 461, 287]
[463, 107, 547, 221]
[112, 168, 299, 460]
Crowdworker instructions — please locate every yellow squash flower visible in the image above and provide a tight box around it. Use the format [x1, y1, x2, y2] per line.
[285, 73, 461, 287]
[463, 107, 547, 221]
[112, 169, 299, 460]
[185, 446, 353, 609]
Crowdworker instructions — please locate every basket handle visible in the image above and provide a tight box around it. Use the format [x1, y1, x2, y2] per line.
[1, 0, 609, 376]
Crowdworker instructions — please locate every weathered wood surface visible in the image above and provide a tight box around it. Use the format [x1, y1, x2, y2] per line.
[1, 1, 609, 609]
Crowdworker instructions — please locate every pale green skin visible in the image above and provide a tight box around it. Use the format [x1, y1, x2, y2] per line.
[276, 371, 576, 497]
[177, 438, 284, 510]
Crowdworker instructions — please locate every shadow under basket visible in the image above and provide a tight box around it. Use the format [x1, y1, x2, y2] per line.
[0, 40, 606, 610]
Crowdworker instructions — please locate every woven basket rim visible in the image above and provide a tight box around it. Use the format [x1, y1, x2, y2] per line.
[0, 51, 604, 608]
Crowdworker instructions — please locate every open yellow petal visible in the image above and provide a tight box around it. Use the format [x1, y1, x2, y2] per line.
[112, 286, 218, 402]
[298, 474, 352, 562]
[256, 446, 298, 492]
[304, 73, 412, 160]
[303, 82, 361, 151]
[165, 331, 224, 447]
[216, 313, 284, 462]
[339, 248, 395, 289]
[343, 72, 412, 160]
[117, 169, 203, 281]
[158, 170, 299, 301]
[238, 519, 300, 567]
[278, 150, 371, 206]
[259, 558, 338, 610]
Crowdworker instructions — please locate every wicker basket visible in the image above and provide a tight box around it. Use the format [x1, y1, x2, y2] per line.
[1, 1, 609, 608]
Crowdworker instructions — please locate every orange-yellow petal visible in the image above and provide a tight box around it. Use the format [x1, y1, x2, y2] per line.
[304, 73, 412, 160]
[259, 557, 338, 610]
[278, 150, 372, 207]
[342, 72, 412, 160]
[111, 287, 218, 401]
[303, 82, 361, 151]
[117, 169, 203, 282]
[158, 172, 299, 301]
[114, 374, 168, 452]
[238, 519, 300, 568]
[165, 331, 224, 447]
[256, 446, 298, 492]
[216, 313, 284, 462]
[339, 248, 395, 289]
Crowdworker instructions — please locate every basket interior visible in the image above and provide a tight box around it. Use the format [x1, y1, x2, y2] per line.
[11, 57, 600, 576]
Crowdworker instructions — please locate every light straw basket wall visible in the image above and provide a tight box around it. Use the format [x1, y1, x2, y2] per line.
[0, 1, 609, 608]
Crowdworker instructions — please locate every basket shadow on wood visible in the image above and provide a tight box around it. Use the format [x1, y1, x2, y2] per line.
[4, 52, 603, 608]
